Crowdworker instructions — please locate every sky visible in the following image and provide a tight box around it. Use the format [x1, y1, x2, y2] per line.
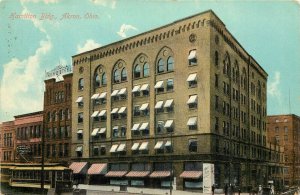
[0, 0, 299, 122]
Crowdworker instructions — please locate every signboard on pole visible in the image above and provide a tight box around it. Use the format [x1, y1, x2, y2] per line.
[203, 163, 215, 194]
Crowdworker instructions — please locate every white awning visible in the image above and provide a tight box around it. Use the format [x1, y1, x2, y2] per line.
[99, 92, 107, 99]
[75, 146, 83, 152]
[111, 108, 119, 114]
[132, 85, 140, 93]
[165, 141, 172, 147]
[164, 99, 174, 108]
[187, 95, 198, 104]
[131, 143, 140, 151]
[98, 110, 107, 116]
[139, 142, 149, 150]
[187, 117, 197, 126]
[111, 89, 119, 97]
[140, 84, 149, 91]
[164, 120, 174, 128]
[139, 122, 149, 130]
[188, 50, 197, 60]
[187, 73, 197, 82]
[91, 128, 99, 136]
[155, 101, 164, 109]
[154, 141, 164, 149]
[77, 130, 83, 134]
[117, 143, 126, 152]
[118, 107, 127, 114]
[139, 103, 149, 111]
[131, 124, 140, 131]
[113, 126, 119, 130]
[99, 128, 106, 134]
[110, 144, 118, 153]
[91, 111, 100, 117]
[75, 96, 83, 103]
[118, 88, 127, 95]
[154, 81, 164, 89]
[91, 93, 100, 99]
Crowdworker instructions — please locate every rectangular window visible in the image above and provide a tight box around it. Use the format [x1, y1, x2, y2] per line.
[166, 79, 174, 91]
[133, 105, 140, 116]
[188, 50, 197, 65]
[215, 95, 219, 110]
[188, 139, 197, 152]
[121, 126, 126, 137]
[113, 127, 119, 138]
[78, 112, 83, 123]
[93, 147, 99, 156]
[215, 74, 219, 88]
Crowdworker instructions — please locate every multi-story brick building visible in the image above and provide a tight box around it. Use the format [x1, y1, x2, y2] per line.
[71, 10, 268, 191]
[0, 121, 15, 162]
[43, 65, 72, 165]
[14, 111, 43, 163]
[267, 114, 300, 187]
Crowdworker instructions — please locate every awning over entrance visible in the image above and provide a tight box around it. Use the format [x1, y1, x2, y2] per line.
[179, 171, 203, 179]
[87, 163, 107, 175]
[149, 171, 171, 178]
[126, 171, 150, 178]
[69, 162, 88, 174]
[105, 171, 127, 177]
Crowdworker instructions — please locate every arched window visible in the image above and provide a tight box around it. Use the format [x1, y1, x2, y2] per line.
[114, 69, 120, 83]
[78, 78, 84, 90]
[134, 65, 141, 78]
[121, 68, 127, 81]
[95, 74, 100, 87]
[143, 63, 149, 77]
[167, 57, 174, 71]
[157, 58, 164, 73]
[215, 51, 219, 66]
[102, 73, 107, 85]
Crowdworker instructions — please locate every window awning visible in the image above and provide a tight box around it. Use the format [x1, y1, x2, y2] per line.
[91, 128, 99, 136]
[155, 101, 164, 109]
[75, 146, 83, 152]
[111, 89, 119, 97]
[154, 81, 164, 89]
[154, 141, 164, 149]
[187, 95, 198, 104]
[117, 143, 126, 152]
[179, 171, 202, 179]
[110, 144, 119, 153]
[99, 128, 106, 134]
[118, 88, 127, 95]
[164, 120, 174, 128]
[111, 108, 119, 114]
[187, 117, 197, 126]
[113, 126, 118, 130]
[118, 107, 127, 114]
[164, 99, 174, 108]
[99, 92, 107, 99]
[91, 111, 100, 117]
[149, 171, 171, 178]
[139, 142, 149, 150]
[140, 84, 149, 91]
[131, 143, 140, 151]
[69, 162, 88, 174]
[132, 124, 140, 131]
[187, 73, 197, 82]
[77, 130, 83, 134]
[87, 163, 107, 175]
[188, 50, 197, 60]
[98, 110, 107, 116]
[165, 140, 172, 147]
[105, 171, 127, 177]
[126, 171, 150, 178]
[91, 93, 100, 99]
[139, 103, 149, 111]
[132, 85, 140, 93]
[139, 122, 149, 130]
[75, 96, 83, 103]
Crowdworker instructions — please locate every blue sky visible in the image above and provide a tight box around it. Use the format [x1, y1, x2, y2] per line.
[0, 0, 299, 122]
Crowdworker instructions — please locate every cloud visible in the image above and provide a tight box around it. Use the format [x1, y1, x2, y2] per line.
[77, 39, 101, 54]
[20, 0, 59, 4]
[268, 71, 281, 97]
[117, 24, 138, 38]
[90, 0, 116, 9]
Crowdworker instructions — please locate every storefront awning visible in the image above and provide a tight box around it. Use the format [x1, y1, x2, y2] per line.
[87, 163, 107, 175]
[69, 162, 88, 174]
[126, 171, 150, 178]
[179, 171, 202, 179]
[132, 85, 140, 93]
[105, 171, 127, 177]
[149, 171, 171, 178]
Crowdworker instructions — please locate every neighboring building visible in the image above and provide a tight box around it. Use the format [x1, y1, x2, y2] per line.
[43, 65, 73, 165]
[267, 114, 300, 187]
[71, 10, 268, 191]
[14, 111, 43, 163]
[0, 121, 15, 162]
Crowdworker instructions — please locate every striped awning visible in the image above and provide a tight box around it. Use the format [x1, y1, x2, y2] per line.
[69, 162, 87, 174]
[87, 163, 107, 175]
[179, 171, 202, 179]
[126, 171, 150, 178]
[149, 171, 171, 178]
[105, 171, 127, 177]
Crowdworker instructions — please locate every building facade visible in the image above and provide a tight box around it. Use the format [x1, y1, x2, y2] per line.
[14, 111, 43, 163]
[44, 68, 72, 165]
[0, 121, 15, 162]
[71, 10, 268, 191]
[267, 114, 300, 187]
